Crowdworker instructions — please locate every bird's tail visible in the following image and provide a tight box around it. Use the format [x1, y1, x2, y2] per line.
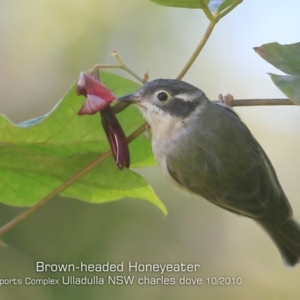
[258, 218, 300, 267]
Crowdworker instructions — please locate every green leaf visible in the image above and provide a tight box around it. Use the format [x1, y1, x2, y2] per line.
[150, 0, 209, 9]
[0, 71, 166, 214]
[150, 0, 235, 10]
[61, 159, 166, 213]
[254, 42, 300, 77]
[269, 73, 300, 105]
[209, 0, 236, 12]
[255, 42, 300, 105]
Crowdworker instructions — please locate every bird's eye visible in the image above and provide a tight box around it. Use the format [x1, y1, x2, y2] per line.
[156, 91, 169, 101]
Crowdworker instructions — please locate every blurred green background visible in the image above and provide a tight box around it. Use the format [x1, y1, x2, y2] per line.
[1, 0, 300, 299]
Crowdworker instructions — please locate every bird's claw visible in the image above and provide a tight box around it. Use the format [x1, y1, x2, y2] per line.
[218, 93, 234, 107]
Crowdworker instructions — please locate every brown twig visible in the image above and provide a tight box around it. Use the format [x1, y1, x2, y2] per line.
[93, 50, 148, 84]
[227, 98, 294, 106]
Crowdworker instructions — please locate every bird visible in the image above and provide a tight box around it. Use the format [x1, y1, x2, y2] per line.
[117, 79, 300, 267]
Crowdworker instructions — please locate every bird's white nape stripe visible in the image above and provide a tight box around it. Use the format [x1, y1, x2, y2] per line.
[175, 93, 193, 102]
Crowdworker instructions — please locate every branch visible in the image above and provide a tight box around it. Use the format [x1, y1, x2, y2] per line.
[227, 98, 294, 106]
[216, 94, 295, 106]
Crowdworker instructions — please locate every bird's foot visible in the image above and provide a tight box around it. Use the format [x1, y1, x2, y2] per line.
[218, 93, 234, 107]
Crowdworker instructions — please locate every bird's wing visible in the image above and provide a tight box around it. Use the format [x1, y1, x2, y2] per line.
[166, 119, 291, 222]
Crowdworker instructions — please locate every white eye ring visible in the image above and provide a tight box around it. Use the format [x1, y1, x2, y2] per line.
[155, 90, 170, 102]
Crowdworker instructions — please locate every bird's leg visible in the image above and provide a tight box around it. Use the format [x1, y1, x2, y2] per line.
[92, 50, 149, 84]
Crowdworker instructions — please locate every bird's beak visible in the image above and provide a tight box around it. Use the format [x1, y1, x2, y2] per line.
[117, 92, 142, 104]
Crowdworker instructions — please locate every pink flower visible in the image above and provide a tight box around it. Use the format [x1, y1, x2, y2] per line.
[76, 72, 130, 169]
[77, 72, 115, 114]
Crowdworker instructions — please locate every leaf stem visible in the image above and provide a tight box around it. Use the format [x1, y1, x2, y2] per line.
[0, 123, 147, 238]
[176, 0, 243, 80]
[215, 0, 243, 20]
[176, 0, 216, 80]
[200, 0, 214, 21]
[176, 21, 215, 80]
